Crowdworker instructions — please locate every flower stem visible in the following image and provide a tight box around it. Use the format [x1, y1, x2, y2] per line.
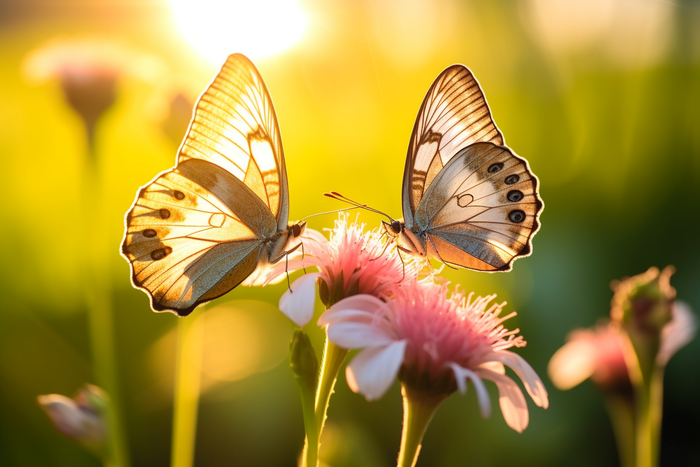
[603, 393, 636, 467]
[301, 337, 348, 467]
[83, 148, 130, 467]
[171, 316, 204, 467]
[397, 385, 444, 467]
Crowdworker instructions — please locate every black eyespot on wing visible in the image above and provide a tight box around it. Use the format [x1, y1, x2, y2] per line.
[507, 190, 524, 202]
[504, 174, 520, 185]
[159, 209, 171, 219]
[488, 162, 504, 174]
[173, 190, 185, 200]
[508, 210, 526, 223]
[151, 246, 172, 260]
[143, 229, 157, 238]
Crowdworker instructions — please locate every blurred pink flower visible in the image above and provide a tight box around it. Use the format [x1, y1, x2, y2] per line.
[657, 301, 697, 365]
[23, 37, 163, 151]
[277, 213, 426, 326]
[319, 281, 548, 433]
[37, 384, 108, 456]
[548, 322, 633, 392]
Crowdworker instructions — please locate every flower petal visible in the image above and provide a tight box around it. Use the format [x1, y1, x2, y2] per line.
[494, 351, 549, 409]
[658, 301, 697, 365]
[327, 321, 396, 349]
[547, 339, 597, 390]
[447, 362, 491, 419]
[279, 273, 320, 326]
[346, 340, 407, 401]
[318, 295, 386, 326]
[479, 368, 529, 433]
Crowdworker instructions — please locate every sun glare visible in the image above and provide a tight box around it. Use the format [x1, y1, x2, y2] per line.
[169, 0, 308, 63]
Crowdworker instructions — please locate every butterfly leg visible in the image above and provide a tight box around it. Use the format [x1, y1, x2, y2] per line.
[270, 242, 303, 293]
[395, 245, 413, 281]
[426, 235, 458, 271]
[370, 236, 393, 262]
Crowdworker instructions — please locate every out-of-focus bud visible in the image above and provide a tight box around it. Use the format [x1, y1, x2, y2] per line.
[38, 384, 109, 458]
[290, 330, 319, 391]
[611, 266, 676, 334]
[160, 92, 194, 147]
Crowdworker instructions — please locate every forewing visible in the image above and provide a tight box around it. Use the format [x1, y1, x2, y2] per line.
[121, 159, 278, 315]
[416, 142, 543, 272]
[177, 53, 289, 229]
[403, 65, 503, 227]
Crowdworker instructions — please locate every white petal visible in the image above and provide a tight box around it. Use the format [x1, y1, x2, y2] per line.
[447, 362, 491, 419]
[658, 301, 697, 365]
[495, 351, 549, 409]
[479, 369, 529, 433]
[318, 295, 386, 326]
[278, 273, 320, 326]
[327, 321, 395, 349]
[346, 340, 407, 401]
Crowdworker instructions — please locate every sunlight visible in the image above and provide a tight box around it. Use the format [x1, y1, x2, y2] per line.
[169, 0, 308, 63]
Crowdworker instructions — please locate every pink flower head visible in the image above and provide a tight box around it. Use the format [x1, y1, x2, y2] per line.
[319, 281, 548, 433]
[37, 384, 108, 456]
[548, 322, 633, 392]
[278, 213, 427, 326]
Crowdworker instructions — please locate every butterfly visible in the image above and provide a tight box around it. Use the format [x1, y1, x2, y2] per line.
[332, 65, 542, 272]
[121, 54, 305, 316]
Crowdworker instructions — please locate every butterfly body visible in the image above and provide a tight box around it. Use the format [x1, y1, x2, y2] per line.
[121, 54, 302, 316]
[388, 65, 543, 272]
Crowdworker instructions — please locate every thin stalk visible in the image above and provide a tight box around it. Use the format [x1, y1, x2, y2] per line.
[301, 338, 348, 467]
[603, 393, 636, 467]
[83, 148, 130, 467]
[171, 315, 204, 467]
[396, 385, 444, 467]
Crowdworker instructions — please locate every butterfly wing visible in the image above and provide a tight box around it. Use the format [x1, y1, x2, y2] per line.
[122, 159, 279, 315]
[402, 65, 504, 229]
[415, 142, 542, 271]
[178, 53, 289, 231]
[121, 54, 288, 315]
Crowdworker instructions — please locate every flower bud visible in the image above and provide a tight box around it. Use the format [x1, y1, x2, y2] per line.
[611, 266, 676, 336]
[289, 330, 319, 391]
[38, 384, 109, 458]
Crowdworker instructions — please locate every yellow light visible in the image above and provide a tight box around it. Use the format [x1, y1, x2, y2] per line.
[169, 0, 308, 63]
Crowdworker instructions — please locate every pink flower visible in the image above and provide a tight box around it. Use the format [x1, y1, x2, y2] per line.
[319, 281, 548, 433]
[37, 384, 108, 457]
[278, 213, 426, 326]
[548, 322, 633, 392]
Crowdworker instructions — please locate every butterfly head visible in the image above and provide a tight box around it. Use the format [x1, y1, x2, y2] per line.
[289, 221, 307, 238]
[382, 219, 403, 237]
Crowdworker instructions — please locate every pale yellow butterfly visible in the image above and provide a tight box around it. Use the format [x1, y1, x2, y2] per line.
[330, 65, 543, 271]
[121, 54, 305, 316]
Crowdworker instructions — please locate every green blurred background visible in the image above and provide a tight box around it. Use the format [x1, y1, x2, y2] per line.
[1, 0, 699, 465]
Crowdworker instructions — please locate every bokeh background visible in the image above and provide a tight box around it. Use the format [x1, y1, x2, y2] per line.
[1, 0, 699, 466]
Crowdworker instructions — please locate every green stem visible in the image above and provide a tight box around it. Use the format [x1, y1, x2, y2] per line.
[171, 316, 204, 467]
[603, 392, 636, 467]
[632, 343, 662, 467]
[396, 385, 444, 467]
[301, 338, 348, 467]
[83, 146, 130, 467]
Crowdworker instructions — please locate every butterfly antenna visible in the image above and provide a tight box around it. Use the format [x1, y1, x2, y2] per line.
[299, 205, 366, 222]
[324, 192, 394, 222]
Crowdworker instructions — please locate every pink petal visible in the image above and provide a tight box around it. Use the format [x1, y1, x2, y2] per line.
[547, 339, 597, 391]
[346, 340, 407, 401]
[479, 369, 529, 433]
[478, 361, 505, 374]
[278, 273, 320, 326]
[658, 301, 697, 365]
[494, 351, 549, 409]
[447, 362, 491, 419]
